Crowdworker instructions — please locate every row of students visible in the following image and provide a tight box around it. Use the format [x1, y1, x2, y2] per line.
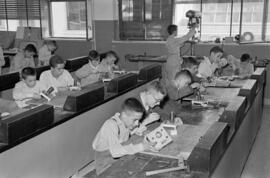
[9, 40, 57, 73]
[12, 50, 120, 107]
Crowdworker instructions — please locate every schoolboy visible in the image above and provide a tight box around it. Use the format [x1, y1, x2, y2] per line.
[39, 55, 74, 92]
[10, 44, 37, 72]
[75, 50, 101, 86]
[197, 46, 224, 79]
[13, 67, 45, 107]
[238, 53, 254, 78]
[39, 40, 58, 66]
[92, 98, 155, 175]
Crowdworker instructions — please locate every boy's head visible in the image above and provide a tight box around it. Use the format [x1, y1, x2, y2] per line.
[120, 98, 145, 130]
[240, 53, 251, 62]
[21, 67, 37, 88]
[49, 55, 65, 78]
[173, 70, 192, 90]
[182, 57, 199, 74]
[24, 44, 37, 58]
[167, 25, 178, 36]
[103, 51, 119, 65]
[209, 46, 223, 63]
[89, 50, 100, 66]
[144, 81, 167, 108]
[45, 40, 58, 52]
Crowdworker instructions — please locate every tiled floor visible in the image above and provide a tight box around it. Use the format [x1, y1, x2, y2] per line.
[241, 106, 270, 178]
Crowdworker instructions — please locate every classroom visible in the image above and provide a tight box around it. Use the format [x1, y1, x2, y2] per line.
[0, 0, 270, 177]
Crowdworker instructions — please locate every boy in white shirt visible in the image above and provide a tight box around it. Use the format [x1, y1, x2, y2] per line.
[38, 40, 58, 66]
[92, 98, 156, 175]
[39, 55, 74, 93]
[197, 46, 224, 79]
[13, 67, 45, 108]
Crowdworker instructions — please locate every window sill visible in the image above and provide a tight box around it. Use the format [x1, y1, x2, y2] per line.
[112, 40, 166, 44]
[43, 37, 93, 41]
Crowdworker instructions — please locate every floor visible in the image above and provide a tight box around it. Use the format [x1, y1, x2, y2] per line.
[241, 106, 270, 178]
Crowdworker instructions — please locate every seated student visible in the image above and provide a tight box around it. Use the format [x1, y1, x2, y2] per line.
[38, 40, 58, 66]
[92, 98, 155, 175]
[197, 46, 223, 79]
[10, 44, 37, 72]
[166, 70, 194, 101]
[99, 51, 120, 78]
[39, 55, 74, 92]
[0, 46, 5, 74]
[135, 81, 167, 126]
[182, 57, 200, 82]
[75, 50, 101, 86]
[13, 67, 45, 107]
[237, 53, 254, 78]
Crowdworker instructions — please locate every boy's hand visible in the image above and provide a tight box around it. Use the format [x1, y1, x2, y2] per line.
[190, 82, 200, 89]
[32, 93, 41, 99]
[142, 112, 160, 126]
[143, 138, 158, 152]
[133, 125, 147, 136]
[174, 117, 183, 126]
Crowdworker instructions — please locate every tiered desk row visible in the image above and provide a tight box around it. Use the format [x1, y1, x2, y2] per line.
[0, 56, 267, 178]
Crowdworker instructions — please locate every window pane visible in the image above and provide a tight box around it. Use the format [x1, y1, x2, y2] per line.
[122, 0, 134, 21]
[0, 20, 7, 31]
[8, 20, 27, 31]
[201, 1, 231, 41]
[40, 0, 50, 37]
[266, 0, 270, 41]
[241, 0, 264, 41]
[231, 0, 241, 37]
[51, 1, 87, 38]
[174, 0, 201, 37]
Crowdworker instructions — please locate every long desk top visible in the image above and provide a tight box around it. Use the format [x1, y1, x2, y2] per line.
[92, 75, 264, 178]
[0, 79, 151, 153]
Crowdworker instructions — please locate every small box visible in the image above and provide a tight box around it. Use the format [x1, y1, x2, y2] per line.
[138, 64, 162, 81]
[107, 73, 138, 93]
[0, 104, 54, 144]
[63, 83, 104, 112]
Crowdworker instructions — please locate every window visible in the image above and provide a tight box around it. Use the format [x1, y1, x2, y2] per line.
[41, 0, 92, 39]
[266, 0, 270, 41]
[241, 0, 264, 41]
[172, 0, 269, 43]
[0, 0, 40, 31]
[119, 0, 173, 40]
[174, 0, 201, 37]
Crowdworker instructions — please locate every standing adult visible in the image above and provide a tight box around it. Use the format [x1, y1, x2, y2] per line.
[164, 25, 196, 86]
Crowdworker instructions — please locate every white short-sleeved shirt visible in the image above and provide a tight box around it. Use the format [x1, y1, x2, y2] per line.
[39, 69, 74, 92]
[198, 57, 218, 78]
[38, 45, 52, 65]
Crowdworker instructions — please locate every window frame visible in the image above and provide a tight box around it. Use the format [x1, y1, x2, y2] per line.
[46, 0, 92, 40]
[118, 0, 270, 43]
[118, 0, 174, 41]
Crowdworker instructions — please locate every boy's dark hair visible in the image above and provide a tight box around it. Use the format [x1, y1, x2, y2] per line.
[49, 55, 65, 68]
[100, 50, 119, 63]
[88, 50, 100, 61]
[147, 81, 167, 95]
[167, 25, 178, 35]
[24, 44, 37, 54]
[210, 46, 223, 55]
[240, 53, 251, 62]
[122, 98, 145, 113]
[174, 69, 193, 82]
[21, 67, 36, 79]
[182, 57, 199, 69]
